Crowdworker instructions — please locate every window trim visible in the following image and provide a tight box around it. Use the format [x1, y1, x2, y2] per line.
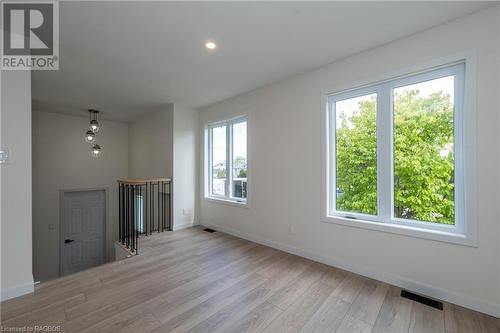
[320, 53, 477, 247]
[205, 115, 249, 206]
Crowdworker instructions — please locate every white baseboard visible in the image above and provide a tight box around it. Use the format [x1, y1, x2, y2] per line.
[173, 222, 194, 231]
[0, 281, 34, 302]
[201, 221, 499, 318]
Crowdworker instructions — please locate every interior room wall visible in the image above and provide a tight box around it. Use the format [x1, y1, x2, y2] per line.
[128, 106, 174, 179]
[128, 104, 199, 230]
[33, 102, 197, 282]
[199, 7, 500, 316]
[32, 111, 128, 282]
[0, 70, 34, 300]
[173, 104, 199, 230]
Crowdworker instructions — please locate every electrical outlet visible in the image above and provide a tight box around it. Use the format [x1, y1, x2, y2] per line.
[287, 226, 294, 235]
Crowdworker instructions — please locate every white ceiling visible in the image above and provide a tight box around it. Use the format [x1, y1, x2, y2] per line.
[32, 1, 493, 122]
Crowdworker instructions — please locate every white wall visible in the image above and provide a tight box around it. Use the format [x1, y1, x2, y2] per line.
[128, 104, 198, 230]
[0, 70, 34, 300]
[32, 111, 128, 282]
[199, 7, 500, 316]
[128, 106, 173, 179]
[173, 104, 199, 230]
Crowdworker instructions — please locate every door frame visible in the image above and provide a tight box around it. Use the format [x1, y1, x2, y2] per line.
[59, 187, 109, 277]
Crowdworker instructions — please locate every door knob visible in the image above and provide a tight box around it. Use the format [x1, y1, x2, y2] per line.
[65, 239, 75, 243]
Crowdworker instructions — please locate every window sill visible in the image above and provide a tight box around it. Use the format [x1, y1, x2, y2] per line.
[320, 215, 477, 247]
[204, 196, 249, 208]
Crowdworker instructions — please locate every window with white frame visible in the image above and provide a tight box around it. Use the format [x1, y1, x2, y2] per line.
[325, 62, 465, 235]
[207, 117, 248, 203]
[135, 194, 144, 233]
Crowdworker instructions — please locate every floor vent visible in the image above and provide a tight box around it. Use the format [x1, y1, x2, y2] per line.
[203, 228, 217, 233]
[401, 290, 443, 310]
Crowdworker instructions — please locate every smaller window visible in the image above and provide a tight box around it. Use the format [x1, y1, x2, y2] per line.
[207, 117, 248, 204]
[135, 194, 144, 233]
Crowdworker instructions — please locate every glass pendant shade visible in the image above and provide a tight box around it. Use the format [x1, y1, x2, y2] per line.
[84, 130, 96, 143]
[91, 144, 102, 158]
[89, 119, 100, 133]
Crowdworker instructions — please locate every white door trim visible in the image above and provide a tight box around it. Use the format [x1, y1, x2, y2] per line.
[59, 187, 108, 277]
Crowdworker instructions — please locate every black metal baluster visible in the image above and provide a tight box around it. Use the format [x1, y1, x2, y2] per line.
[122, 184, 125, 245]
[127, 185, 131, 249]
[122, 183, 125, 243]
[144, 182, 151, 235]
[135, 185, 138, 253]
[130, 185, 133, 251]
[145, 182, 148, 235]
[162, 181, 165, 231]
[130, 185, 133, 250]
[133, 185, 136, 252]
[165, 181, 168, 231]
[124, 184, 126, 246]
[118, 183, 122, 243]
[130, 185, 133, 249]
[123, 185, 128, 247]
[165, 182, 167, 231]
[158, 182, 161, 233]
[152, 181, 155, 233]
[160, 181, 163, 231]
[150, 181, 153, 232]
[141, 184, 144, 235]
[152, 182, 155, 233]
[121, 183, 124, 243]
[169, 181, 172, 231]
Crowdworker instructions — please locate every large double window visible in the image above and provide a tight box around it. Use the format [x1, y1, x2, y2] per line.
[326, 63, 465, 237]
[207, 117, 248, 204]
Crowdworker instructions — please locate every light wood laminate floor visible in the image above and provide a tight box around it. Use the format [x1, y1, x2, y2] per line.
[1, 227, 498, 332]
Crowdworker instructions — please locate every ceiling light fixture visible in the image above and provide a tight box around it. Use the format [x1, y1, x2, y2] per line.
[84, 130, 96, 143]
[91, 144, 102, 158]
[88, 109, 100, 133]
[85, 109, 103, 158]
[205, 41, 216, 50]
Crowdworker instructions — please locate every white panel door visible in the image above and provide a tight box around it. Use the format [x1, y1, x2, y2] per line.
[62, 190, 105, 276]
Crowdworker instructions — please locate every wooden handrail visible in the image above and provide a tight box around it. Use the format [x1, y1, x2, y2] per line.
[117, 178, 171, 185]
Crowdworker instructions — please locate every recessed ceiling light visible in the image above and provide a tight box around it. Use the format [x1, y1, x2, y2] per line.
[205, 41, 216, 50]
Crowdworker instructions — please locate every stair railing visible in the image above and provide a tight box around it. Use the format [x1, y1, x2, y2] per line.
[117, 178, 172, 254]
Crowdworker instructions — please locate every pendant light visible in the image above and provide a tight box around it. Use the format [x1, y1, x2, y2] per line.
[84, 130, 96, 143]
[85, 109, 102, 158]
[88, 109, 100, 133]
[91, 144, 102, 158]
